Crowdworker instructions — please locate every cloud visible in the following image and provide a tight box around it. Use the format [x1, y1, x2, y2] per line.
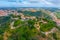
[47, 0, 60, 7]
[0, 1, 23, 7]
[0, 0, 60, 7]
[41, 0, 53, 4]
[47, 0, 60, 4]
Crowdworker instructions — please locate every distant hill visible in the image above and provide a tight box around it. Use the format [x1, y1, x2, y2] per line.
[42, 7, 60, 12]
[0, 7, 60, 11]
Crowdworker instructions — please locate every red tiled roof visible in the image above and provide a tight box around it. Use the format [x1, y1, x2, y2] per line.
[0, 10, 7, 16]
[56, 19, 60, 24]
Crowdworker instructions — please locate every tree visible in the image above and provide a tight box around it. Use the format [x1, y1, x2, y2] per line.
[40, 18, 57, 32]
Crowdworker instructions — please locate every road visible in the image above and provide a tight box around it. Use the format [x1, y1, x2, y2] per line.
[50, 12, 60, 26]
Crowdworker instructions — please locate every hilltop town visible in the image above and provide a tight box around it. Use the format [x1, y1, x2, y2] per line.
[0, 8, 60, 40]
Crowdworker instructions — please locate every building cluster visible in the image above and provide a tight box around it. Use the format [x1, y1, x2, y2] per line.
[0, 10, 18, 16]
[0, 8, 38, 16]
[56, 19, 60, 26]
[0, 9, 60, 27]
[0, 10, 8, 16]
[20, 13, 36, 21]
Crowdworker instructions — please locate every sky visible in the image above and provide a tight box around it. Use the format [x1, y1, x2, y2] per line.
[0, 0, 60, 7]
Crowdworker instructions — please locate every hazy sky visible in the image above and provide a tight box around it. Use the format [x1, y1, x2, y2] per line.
[0, 0, 60, 7]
